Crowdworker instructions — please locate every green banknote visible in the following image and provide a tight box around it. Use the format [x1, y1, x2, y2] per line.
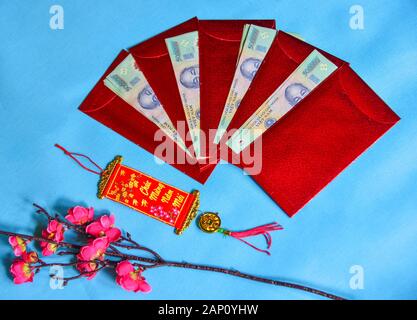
[213, 24, 277, 144]
[104, 54, 190, 155]
[165, 31, 202, 159]
[236, 24, 250, 65]
[226, 50, 338, 154]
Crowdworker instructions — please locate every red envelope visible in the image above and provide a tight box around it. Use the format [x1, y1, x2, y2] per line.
[79, 18, 276, 183]
[128, 17, 199, 154]
[198, 19, 276, 165]
[78, 48, 213, 183]
[222, 31, 400, 216]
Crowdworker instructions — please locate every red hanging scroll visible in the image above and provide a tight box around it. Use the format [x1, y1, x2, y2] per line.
[97, 156, 199, 234]
[55, 145, 200, 235]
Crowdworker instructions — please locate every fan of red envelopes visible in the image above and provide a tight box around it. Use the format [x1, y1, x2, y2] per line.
[79, 17, 399, 218]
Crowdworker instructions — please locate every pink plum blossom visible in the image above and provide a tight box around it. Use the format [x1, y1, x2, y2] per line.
[65, 206, 94, 225]
[86, 214, 121, 242]
[22, 251, 39, 264]
[8, 236, 29, 256]
[77, 237, 109, 280]
[40, 220, 65, 256]
[115, 260, 151, 293]
[10, 259, 34, 284]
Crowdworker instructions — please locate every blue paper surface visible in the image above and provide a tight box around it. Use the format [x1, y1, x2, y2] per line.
[0, 0, 416, 299]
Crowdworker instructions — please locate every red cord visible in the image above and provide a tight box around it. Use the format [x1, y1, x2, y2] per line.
[54, 144, 103, 175]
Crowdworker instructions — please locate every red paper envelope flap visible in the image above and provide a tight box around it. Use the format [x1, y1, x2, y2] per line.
[337, 65, 400, 124]
[79, 50, 131, 113]
[79, 50, 215, 184]
[275, 31, 346, 66]
[199, 19, 276, 40]
[234, 64, 400, 216]
[129, 17, 198, 58]
[128, 18, 199, 149]
[199, 19, 276, 161]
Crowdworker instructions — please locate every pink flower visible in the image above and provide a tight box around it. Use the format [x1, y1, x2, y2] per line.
[115, 260, 152, 293]
[76, 261, 100, 280]
[77, 237, 109, 280]
[40, 220, 65, 256]
[79, 237, 109, 260]
[22, 251, 39, 264]
[40, 242, 59, 256]
[10, 259, 34, 284]
[65, 206, 94, 225]
[8, 236, 29, 256]
[86, 215, 121, 242]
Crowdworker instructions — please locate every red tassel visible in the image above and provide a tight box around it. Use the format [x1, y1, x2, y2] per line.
[226, 222, 283, 255]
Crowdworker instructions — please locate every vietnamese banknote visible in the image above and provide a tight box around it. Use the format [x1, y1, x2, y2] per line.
[236, 24, 250, 65]
[165, 31, 202, 159]
[226, 49, 338, 154]
[104, 54, 190, 155]
[213, 24, 277, 144]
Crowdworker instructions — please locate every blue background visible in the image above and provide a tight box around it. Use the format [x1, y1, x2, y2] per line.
[0, 0, 416, 300]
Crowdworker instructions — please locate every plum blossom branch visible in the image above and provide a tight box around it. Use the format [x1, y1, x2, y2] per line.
[34, 204, 163, 262]
[0, 203, 346, 300]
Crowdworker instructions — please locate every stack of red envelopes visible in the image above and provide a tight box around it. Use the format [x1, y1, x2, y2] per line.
[79, 17, 399, 217]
